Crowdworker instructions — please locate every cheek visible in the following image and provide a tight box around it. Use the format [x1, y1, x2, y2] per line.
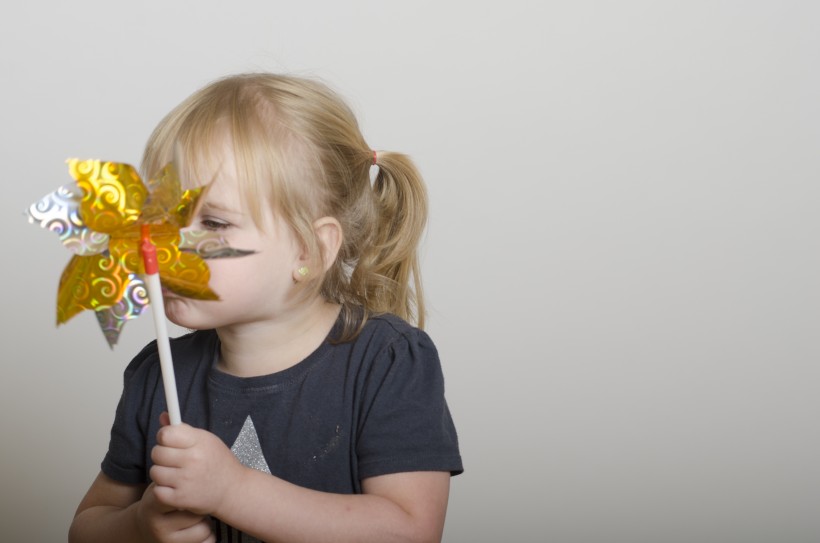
[206, 258, 238, 279]
[205, 259, 251, 292]
[205, 253, 286, 291]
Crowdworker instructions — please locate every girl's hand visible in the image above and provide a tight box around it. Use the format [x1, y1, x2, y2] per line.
[149, 412, 246, 517]
[136, 483, 215, 543]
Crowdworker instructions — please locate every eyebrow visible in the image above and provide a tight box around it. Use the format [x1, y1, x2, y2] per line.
[199, 202, 242, 216]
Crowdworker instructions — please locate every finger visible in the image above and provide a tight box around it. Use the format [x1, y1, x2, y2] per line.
[154, 511, 214, 542]
[149, 466, 181, 492]
[152, 483, 213, 519]
[181, 517, 215, 543]
[151, 481, 179, 508]
[164, 509, 211, 529]
[159, 411, 170, 427]
[156, 423, 197, 448]
[152, 442, 188, 468]
[141, 482, 178, 514]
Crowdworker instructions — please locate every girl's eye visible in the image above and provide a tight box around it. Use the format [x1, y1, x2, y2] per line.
[200, 218, 230, 231]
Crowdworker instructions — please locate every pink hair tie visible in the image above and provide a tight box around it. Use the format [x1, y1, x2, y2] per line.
[372, 150, 378, 165]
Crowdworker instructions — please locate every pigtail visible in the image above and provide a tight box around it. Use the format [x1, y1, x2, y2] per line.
[341, 150, 428, 336]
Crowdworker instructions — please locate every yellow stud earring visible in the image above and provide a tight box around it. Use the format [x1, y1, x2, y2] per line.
[297, 266, 309, 278]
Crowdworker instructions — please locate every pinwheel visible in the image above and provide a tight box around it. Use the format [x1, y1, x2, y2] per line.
[27, 158, 252, 424]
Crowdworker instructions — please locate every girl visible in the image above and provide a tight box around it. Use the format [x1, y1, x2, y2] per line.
[68, 73, 462, 543]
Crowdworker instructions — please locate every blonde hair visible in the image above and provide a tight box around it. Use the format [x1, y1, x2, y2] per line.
[141, 73, 427, 340]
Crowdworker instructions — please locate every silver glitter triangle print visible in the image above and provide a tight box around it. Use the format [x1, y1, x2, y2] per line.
[212, 416, 269, 541]
[230, 415, 271, 474]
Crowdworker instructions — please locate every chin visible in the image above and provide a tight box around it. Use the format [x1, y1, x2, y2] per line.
[165, 299, 227, 331]
[164, 299, 197, 328]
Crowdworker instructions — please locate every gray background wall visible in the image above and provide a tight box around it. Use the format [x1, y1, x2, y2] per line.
[1, 1, 818, 541]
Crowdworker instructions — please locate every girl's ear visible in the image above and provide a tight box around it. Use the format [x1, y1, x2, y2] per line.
[312, 216, 343, 273]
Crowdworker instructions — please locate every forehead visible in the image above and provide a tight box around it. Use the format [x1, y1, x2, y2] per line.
[178, 137, 247, 205]
[198, 173, 243, 213]
[176, 132, 233, 188]
[162, 112, 317, 230]
[187, 144, 291, 237]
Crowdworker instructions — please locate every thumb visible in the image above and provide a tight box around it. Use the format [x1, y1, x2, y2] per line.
[159, 411, 171, 427]
[141, 482, 177, 514]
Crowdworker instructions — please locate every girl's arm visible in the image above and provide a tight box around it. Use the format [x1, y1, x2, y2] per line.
[227, 469, 450, 543]
[68, 471, 214, 543]
[151, 422, 451, 543]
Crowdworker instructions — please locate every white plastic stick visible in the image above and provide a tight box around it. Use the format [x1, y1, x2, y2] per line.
[143, 272, 182, 425]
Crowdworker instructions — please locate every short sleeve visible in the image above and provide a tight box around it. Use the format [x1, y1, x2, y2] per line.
[101, 331, 217, 485]
[101, 341, 161, 485]
[356, 328, 462, 479]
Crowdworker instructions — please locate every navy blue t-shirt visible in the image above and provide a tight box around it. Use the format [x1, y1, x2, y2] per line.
[102, 314, 462, 496]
